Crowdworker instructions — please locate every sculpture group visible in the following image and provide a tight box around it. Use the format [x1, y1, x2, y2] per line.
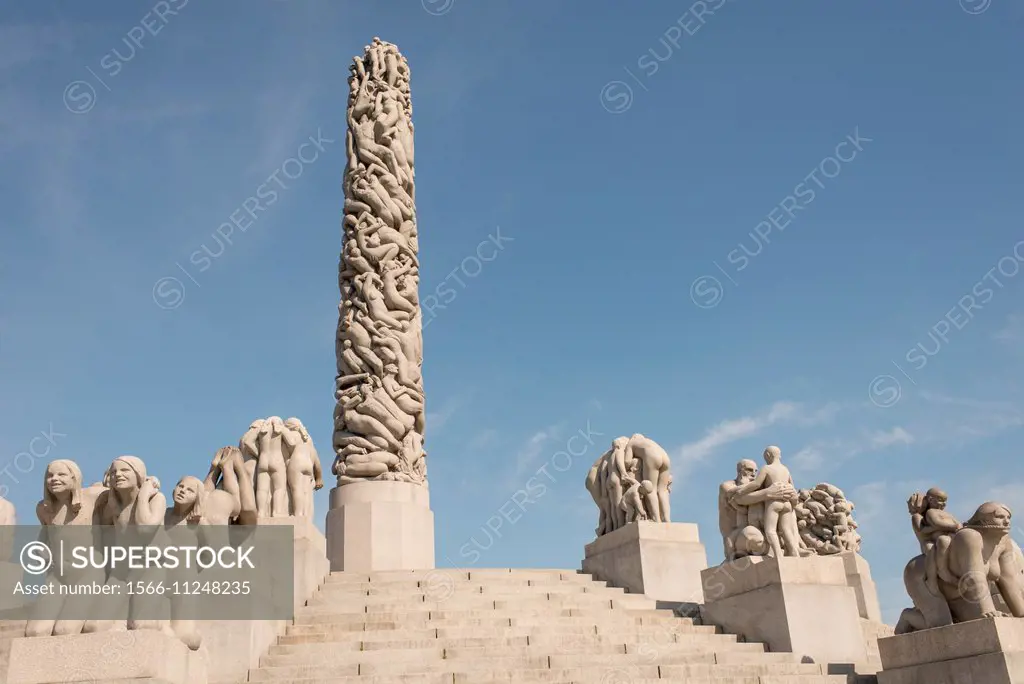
[714, 446, 860, 561]
[1, 417, 320, 651]
[895, 488, 1024, 634]
[585, 434, 672, 537]
[333, 37, 427, 488]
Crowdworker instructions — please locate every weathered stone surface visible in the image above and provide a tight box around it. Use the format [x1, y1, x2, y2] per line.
[581, 520, 706, 603]
[326, 480, 434, 572]
[701, 555, 868, 666]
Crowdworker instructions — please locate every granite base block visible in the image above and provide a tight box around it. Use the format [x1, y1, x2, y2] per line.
[326, 481, 435, 572]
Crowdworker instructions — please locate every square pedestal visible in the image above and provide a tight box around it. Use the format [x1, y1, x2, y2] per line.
[581, 521, 708, 604]
[256, 515, 330, 611]
[701, 555, 868, 666]
[5, 631, 207, 684]
[878, 618, 1024, 684]
[326, 481, 435, 572]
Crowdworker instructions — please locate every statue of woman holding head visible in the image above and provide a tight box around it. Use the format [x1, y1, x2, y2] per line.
[25, 460, 106, 638]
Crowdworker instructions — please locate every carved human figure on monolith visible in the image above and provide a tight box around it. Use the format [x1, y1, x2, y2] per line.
[895, 499, 1024, 634]
[334, 38, 427, 487]
[730, 446, 801, 558]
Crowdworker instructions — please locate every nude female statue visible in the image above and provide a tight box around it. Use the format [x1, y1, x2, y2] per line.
[254, 417, 289, 518]
[25, 460, 106, 638]
[623, 434, 671, 523]
[381, 363, 425, 432]
[730, 446, 802, 558]
[585, 450, 613, 536]
[83, 456, 167, 637]
[897, 501, 1024, 633]
[281, 418, 324, 519]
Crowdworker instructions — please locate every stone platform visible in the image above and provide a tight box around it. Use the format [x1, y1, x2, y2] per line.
[326, 480, 435, 572]
[6, 630, 206, 684]
[701, 555, 868, 668]
[878, 617, 1024, 684]
[581, 521, 708, 605]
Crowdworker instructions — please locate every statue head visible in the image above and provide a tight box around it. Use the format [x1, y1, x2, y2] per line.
[925, 487, 948, 511]
[384, 363, 399, 374]
[285, 417, 310, 442]
[103, 456, 147, 495]
[736, 459, 758, 483]
[763, 446, 781, 464]
[265, 416, 284, 434]
[172, 476, 204, 522]
[967, 502, 1012, 531]
[43, 459, 83, 512]
[612, 437, 629, 450]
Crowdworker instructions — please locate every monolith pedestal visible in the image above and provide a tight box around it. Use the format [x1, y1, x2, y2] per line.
[326, 481, 434, 572]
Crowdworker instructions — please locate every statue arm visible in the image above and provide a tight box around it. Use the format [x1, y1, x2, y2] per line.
[733, 468, 767, 496]
[613, 446, 628, 480]
[924, 509, 961, 534]
[733, 487, 775, 506]
[136, 488, 166, 527]
[281, 428, 300, 448]
[311, 445, 324, 488]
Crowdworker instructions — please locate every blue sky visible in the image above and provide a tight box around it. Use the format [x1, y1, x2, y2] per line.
[2, 0, 1023, 625]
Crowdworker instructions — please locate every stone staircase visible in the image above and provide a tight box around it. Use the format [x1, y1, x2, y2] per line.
[245, 568, 853, 683]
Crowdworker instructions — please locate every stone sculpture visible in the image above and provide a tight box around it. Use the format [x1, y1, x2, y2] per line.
[281, 417, 324, 518]
[333, 38, 426, 487]
[25, 459, 106, 638]
[895, 495, 1024, 634]
[82, 456, 168, 637]
[254, 416, 289, 517]
[165, 446, 258, 527]
[717, 458, 799, 561]
[239, 417, 322, 519]
[585, 434, 673, 537]
[793, 483, 861, 555]
[729, 446, 802, 558]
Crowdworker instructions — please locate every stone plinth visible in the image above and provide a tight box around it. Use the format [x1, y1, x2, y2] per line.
[701, 555, 868, 666]
[5, 631, 207, 684]
[196, 517, 327, 684]
[200, 619, 284, 684]
[877, 618, 1024, 684]
[257, 515, 329, 611]
[839, 551, 883, 623]
[581, 521, 707, 604]
[326, 481, 435, 572]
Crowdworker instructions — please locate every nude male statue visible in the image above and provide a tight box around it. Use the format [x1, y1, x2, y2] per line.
[719, 458, 797, 560]
[623, 434, 671, 523]
[730, 446, 802, 558]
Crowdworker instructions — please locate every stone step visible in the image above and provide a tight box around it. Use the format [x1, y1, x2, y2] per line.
[248, 659, 836, 682]
[288, 614, 714, 632]
[296, 602, 667, 618]
[295, 607, 674, 624]
[318, 583, 620, 597]
[245, 675, 846, 684]
[323, 570, 595, 585]
[304, 594, 655, 611]
[277, 628, 735, 647]
[263, 640, 770, 665]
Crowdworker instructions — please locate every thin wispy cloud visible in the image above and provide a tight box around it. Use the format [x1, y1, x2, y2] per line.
[676, 401, 837, 469]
